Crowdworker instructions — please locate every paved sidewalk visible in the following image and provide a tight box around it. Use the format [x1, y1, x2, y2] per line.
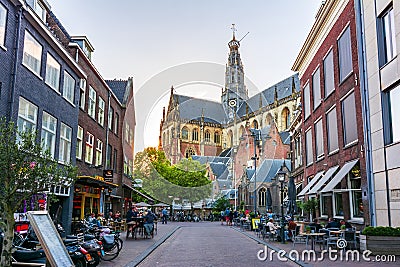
[98, 222, 177, 267]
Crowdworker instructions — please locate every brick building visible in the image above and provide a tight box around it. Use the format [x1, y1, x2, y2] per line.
[0, 0, 86, 232]
[292, 0, 368, 227]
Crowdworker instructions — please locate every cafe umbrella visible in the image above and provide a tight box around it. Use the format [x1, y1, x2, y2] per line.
[266, 187, 272, 211]
[286, 177, 297, 216]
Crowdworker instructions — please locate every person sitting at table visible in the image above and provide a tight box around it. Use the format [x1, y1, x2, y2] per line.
[266, 219, 279, 235]
[309, 218, 322, 232]
[126, 206, 139, 238]
[114, 211, 122, 222]
[326, 217, 340, 229]
[143, 209, 156, 237]
[286, 219, 297, 241]
[340, 219, 352, 229]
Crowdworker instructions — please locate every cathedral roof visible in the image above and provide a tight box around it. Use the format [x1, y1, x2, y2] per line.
[209, 162, 229, 178]
[174, 94, 227, 124]
[249, 159, 291, 187]
[279, 131, 291, 145]
[192, 155, 230, 165]
[236, 74, 300, 117]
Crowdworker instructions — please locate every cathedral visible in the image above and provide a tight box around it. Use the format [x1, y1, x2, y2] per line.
[159, 28, 301, 212]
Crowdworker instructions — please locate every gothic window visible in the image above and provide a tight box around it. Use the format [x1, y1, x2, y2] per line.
[239, 126, 245, 137]
[252, 120, 259, 129]
[192, 128, 199, 141]
[171, 127, 174, 138]
[205, 130, 211, 142]
[185, 147, 196, 158]
[163, 132, 166, 146]
[281, 108, 290, 129]
[214, 131, 221, 144]
[181, 127, 189, 140]
[258, 188, 266, 207]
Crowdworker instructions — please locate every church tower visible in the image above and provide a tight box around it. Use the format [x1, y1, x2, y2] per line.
[221, 24, 248, 120]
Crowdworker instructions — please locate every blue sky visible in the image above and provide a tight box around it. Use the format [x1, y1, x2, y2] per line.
[50, 0, 322, 151]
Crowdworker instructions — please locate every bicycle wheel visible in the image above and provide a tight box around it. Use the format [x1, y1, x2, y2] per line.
[101, 242, 120, 261]
[117, 237, 123, 249]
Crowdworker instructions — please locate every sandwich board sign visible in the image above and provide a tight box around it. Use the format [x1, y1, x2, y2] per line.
[27, 211, 74, 267]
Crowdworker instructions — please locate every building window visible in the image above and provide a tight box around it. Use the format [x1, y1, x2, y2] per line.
[320, 195, 330, 217]
[192, 128, 199, 141]
[114, 113, 119, 135]
[303, 83, 311, 119]
[129, 129, 134, 147]
[252, 120, 259, 129]
[379, 6, 397, 66]
[113, 148, 117, 171]
[59, 123, 71, 164]
[123, 155, 128, 175]
[181, 127, 189, 140]
[258, 188, 266, 207]
[324, 50, 335, 97]
[88, 86, 96, 119]
[185, 147, 196, 158]
[387, 85, 400, 143]
[76, 125, 83, 160]
[338, 26, 353, 82]
[106, 144, 112, 169]
[17, 97, 38, 134]
[214, 131, 221, 144]
[63, 71, 75, 104]
[98, 97, 105, 126]
[326, 107, 339, 153]
[79, 79, 86, 110]
[294, 134, 302, 168]
[205, 130, 211, 142]
[95, 139, 103, 167]
[41, 111, 57, 158]
[85, 132, 94, 164]
[314, 119, 324, 160]
[281, 108, 290, 129]
[108, 106, 114, 131]
[23, 31, 42, 76]
[45, 53, 60, 91]
[312, 67, 321, 109]
[305, 129, 313, 165]
[349, 165, 363, 218]
[341, 91, 358, 146]
[333, 192, 344, 217]
[0, 3, 6, 47]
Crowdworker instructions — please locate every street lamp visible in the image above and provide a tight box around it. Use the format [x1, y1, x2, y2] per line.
[250, 128, 261, 215]
[276, 163, 287, 244]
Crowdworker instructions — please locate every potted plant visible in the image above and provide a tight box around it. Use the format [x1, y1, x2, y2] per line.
[340, 224, 346, 230]
[305, 226, 311, 234]
[360, 226, 400, 255]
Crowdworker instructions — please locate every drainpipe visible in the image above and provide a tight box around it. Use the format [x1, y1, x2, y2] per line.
[8, 6, 23, 122]
[355, 0, 376, 226]
[105, 89, 111, 168]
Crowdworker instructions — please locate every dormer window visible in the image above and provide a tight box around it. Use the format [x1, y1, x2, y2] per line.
[26, 0, 47, 22]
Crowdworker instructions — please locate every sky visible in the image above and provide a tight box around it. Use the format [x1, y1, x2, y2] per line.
[50, 0, 322, 152]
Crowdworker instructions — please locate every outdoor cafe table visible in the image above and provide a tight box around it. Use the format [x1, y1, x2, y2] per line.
[300, 232, 326, 250]
[126, 217, 145, 239]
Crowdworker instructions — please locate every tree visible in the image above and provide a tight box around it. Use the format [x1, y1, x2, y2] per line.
[0, 119, 76, 266]
[213, 196, 230, 212]
[134, 148, 211, 204]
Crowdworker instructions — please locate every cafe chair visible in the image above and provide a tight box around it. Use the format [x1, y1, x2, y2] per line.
[342, 229, 357, 250]
[292, 226, 308, 248]
[325, 229, 340, 250]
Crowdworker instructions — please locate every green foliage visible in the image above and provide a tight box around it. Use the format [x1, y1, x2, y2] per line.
[0, 118, 77, 266]
[213, 197, 230, 212]
[134, 148, 212, 204]
[297, 198, 318, 214]
[362, 226, 400, 236]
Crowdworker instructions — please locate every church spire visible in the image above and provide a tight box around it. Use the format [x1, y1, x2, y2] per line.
[222, 24, 248, 118]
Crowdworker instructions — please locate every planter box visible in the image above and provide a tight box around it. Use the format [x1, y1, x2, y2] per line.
[360, 235, 400, 255]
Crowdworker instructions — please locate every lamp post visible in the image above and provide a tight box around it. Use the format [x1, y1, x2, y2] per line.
[276, 163, 287, 244]
[250, 128, 261, 215]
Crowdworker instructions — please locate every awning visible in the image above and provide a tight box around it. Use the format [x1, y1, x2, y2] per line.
[307, 166, 339, 195]
[76, 176, 118, 188]
[320, 159, 359, 193]
[297, 171, 324, 197]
